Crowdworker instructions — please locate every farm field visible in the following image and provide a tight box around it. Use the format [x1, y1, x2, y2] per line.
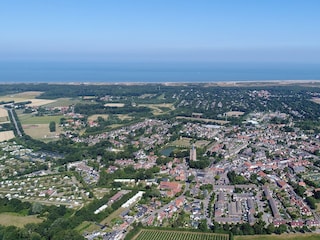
[0, 91, 43, 101]
[18, 114, 63, 125]
[25, 99, 56, 107]
[0, 91, 55, 106]
[23, 124, 61, 140]
[0, 108, 9, 123]
[134, 229, 229, 240]
[0, 213, 43, 228]
[235, 233, 320, 240]
[0, 108, 8, 118]
[0, 131, 15, 142]
[42, 98, 84, 108]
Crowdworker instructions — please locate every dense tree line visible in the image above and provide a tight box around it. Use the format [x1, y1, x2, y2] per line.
[98, 165, 160, 186]
[74, 103, 151, 116]
[189, 159, 210, 169]
[227, 171, 248, 185]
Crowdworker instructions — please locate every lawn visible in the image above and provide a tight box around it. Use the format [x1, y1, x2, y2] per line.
[100, 207, 126, 226]
[169, 137, 192, 148]
[235, 233, 320, 240]
[75, 221, 101, 233]
[0, 212, 43, 228]
[195, 140, 211, 148]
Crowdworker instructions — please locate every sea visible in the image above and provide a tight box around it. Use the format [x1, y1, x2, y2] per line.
[0, 61, 319, 83]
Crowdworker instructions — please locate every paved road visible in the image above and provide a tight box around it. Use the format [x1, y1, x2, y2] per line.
[7, 108, 22, 137]
[203, 192, 213, 227]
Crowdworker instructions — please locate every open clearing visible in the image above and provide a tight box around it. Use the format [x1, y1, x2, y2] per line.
[138, 94, 157, 99]
[7, 91, 43, 98]
[104, 103, 125, 107]
[0, 91, 43, 100]
[225, 111, 245, 117]
[75, 221, 101, 233]
[195, 140, 211, 148]
[88, 114, 109, 122]
[235, 233, 320, 240]
[100, 207, 126, 226]
[0, 213, 43, 228]
[133, 229, 229, 240]
[42, 98, 84, 108]
[23, 124, 60, 140]
[176, 116, 229, 125]
[169, 137, 191, 148]
[88, 114, 132, 122]
[139, 103, 175, 115]
[117, 114, 132, 120]
[0, 131, 15, 142]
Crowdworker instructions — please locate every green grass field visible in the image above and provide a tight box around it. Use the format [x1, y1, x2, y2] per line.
[18, 114, 63, 124]
[41, 98, 84, 108]
[23, 124, 61, 141]
[0, 213, 43, 228]
[134, 230, 229, 240]
[75, 221, 101, 233]
[169, 137, 192, 147]
[139, 103, 175, 115]
[100, 207, 126, 226]
[235, 233, 320, 240]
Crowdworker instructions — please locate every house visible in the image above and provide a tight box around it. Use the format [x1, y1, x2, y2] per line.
[159, 181, 182, 197]
[290, 220, 304, 228]
[306, 220, 320, 227]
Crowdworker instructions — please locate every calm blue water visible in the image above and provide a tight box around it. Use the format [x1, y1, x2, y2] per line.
[0, 61, 319, 83]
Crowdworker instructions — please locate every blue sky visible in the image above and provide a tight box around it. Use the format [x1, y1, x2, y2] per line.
[1, 0, 320, 62]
